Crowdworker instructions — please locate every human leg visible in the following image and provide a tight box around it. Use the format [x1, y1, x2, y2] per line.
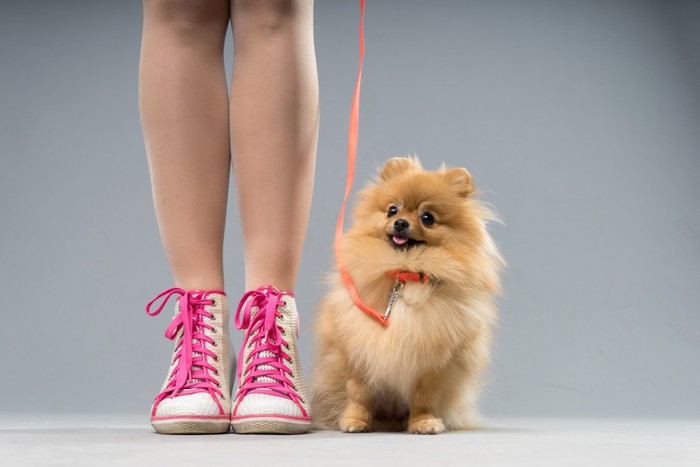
[229, 0, 319, 292]
[140, 0, 233, 434]
[228, 0, 318, 434]
[140, 0, 231, 291]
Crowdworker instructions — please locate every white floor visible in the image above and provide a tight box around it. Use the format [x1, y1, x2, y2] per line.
[1, 415, 698, 467]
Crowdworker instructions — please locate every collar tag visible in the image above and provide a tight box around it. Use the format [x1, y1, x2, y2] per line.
[383, 278, 405, 319]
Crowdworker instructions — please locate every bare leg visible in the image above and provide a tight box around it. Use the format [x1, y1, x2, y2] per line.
[229, 0, 319, 292]
[140, 0, 231, 291]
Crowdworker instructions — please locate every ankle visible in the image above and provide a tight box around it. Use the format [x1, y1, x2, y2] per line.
[174, 277, 225, 292]
[245, 280, 294, 293]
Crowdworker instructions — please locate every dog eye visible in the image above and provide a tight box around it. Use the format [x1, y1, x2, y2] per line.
[387, 206, 399, 218]
[420, 212, 435, 226]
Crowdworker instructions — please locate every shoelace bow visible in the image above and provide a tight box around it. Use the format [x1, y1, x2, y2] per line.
[145, 288, 224, 415]
[234, 286, 306, 413]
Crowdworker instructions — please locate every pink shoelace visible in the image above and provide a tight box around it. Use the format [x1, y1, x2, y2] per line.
[233, 286, 307, 416]
[145, 288, 224, 416]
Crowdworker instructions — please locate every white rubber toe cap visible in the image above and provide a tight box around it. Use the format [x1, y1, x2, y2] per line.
[154, 393, 223, 418]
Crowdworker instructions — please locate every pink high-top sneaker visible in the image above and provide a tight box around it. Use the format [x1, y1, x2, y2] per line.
[231, 286, 311, 434]
[145, 288, 235, 434]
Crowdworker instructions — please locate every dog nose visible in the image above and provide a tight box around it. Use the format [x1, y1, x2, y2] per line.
[394, 219, 409, 232]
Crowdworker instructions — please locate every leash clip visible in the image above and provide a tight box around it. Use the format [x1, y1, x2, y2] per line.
[384, 278, 405, 320]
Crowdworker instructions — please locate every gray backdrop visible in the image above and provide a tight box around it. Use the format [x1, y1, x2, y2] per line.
[1, 0, 698, 419]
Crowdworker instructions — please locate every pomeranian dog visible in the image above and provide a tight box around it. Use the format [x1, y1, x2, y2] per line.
[312, 156, 503, 434]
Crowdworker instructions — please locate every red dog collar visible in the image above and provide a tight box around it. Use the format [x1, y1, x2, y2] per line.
[387, 270, 430, 285]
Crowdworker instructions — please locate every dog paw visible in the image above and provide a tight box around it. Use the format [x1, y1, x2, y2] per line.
[339, 417, 371, 433]
[408, 416, 445, 435]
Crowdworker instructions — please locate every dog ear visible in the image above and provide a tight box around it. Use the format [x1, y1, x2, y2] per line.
[379, 157, 422, 181]
[444, 167, 473, 197]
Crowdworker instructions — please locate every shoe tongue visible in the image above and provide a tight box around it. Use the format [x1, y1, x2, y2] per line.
[255, 350, 277, 385]
[178, 301, 212, 385]
[251, 305, 284, 386]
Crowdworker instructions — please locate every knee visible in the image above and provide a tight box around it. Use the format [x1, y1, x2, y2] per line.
[233, 0, 307, 41]
[143, 0, 228, 37]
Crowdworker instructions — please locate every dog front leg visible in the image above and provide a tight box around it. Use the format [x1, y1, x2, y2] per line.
[408, 374, 445, 434]
[339, 377, 372, 433]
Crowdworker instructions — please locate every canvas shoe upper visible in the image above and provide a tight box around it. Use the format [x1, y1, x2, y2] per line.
[145, 288, 235, 434]
[231, 285, 311, 434]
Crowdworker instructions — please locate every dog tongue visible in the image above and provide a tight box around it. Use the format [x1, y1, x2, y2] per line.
[393, 235, 409, 245]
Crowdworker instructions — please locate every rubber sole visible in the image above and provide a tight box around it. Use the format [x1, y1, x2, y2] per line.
[151, 417, 231, 435]
[231, 417, 311, 434]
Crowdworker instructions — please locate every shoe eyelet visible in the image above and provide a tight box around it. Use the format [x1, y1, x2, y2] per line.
[211, 328, 217, 333]
[282, 301, 287, 307]
[281, 329, 286, 336]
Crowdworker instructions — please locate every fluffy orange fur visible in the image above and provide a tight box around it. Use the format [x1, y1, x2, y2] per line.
[312, 156, 504, 434]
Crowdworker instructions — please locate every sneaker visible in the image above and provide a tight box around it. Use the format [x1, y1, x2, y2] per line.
[145, 288, 235, 434]
[230, 285, 311, 434]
